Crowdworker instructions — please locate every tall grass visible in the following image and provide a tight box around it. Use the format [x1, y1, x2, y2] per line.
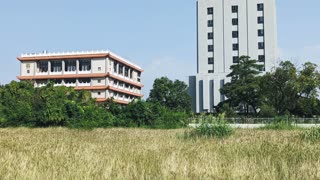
[301, 127, 320, 142]
[0, 128, 320, 179]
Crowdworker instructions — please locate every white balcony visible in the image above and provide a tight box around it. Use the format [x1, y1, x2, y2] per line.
[78, 82, 91, 87]
[50, 71, 63, 75]
[36, 72, 49, 76]
[37, 83, 47, 88]
[64, 71, 76, 75]
[78, 70, 91, 74]
[64, 83, 76, 87]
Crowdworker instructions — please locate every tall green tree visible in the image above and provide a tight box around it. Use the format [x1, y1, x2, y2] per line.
[147, 77, 191, 112]
[293, 62, 320, 117]
[260, 61, 298, 115]
[0, 81, 35, 125]
[220, 56, 263, 115]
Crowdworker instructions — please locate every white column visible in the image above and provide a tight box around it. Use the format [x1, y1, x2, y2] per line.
[48, 61, 51, 75]
[76, 59, 79, 74]
[62, 60, 65, 75]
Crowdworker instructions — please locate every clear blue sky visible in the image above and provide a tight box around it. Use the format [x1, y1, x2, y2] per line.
[0, 0, 319, 97]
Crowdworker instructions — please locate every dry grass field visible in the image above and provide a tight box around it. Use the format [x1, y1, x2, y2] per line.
[0, 128, 320, 179]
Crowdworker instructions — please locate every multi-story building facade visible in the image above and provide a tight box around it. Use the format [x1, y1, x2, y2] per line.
[189, 0, 277, 113]
[17, 50, 144, 105]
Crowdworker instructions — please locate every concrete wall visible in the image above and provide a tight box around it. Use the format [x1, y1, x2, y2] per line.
[91, 58, 106, 73]
[91, 78, 106, 86]
[21, 61, 36, 76]
[91, 90, 106, 99]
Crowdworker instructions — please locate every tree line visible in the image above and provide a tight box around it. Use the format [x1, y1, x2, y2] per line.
[0, 77, 192, 128]
[0, 57, 319, 128]
[219, 56, 320, 117]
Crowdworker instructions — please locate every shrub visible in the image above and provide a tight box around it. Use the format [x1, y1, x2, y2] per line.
[186, 118, 234, 139]
[67, 105, 115, 129]
[154, 110, 189, 129]
[300, 127, 320, 142]
[261, 116, 300, 130]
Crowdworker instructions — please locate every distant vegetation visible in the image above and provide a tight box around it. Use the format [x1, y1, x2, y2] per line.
[0, 57, 319, 129]
[0, 77, 191, 129]
[219, 56, 320, 118]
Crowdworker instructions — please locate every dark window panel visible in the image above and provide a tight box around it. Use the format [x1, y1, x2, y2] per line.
[258, 42, 265, 49]
[208, 57, 214, 64]
[258, 16, 264, 24]
[208, 45, 214, 52]
[208, 32, 213, 39]
[257, 3, 264, 11]
[233, 44, 239, 51]
[232, 6, 238, 13]
[232, 18, 238, 25]
[258, 55, 265, 62]
[233, 56, 239, 63]
[232, 31, 239, 38]
[258, 29, 264, 36]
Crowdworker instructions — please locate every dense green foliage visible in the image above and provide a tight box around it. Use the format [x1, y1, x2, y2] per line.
[0, 78, 191, 129]
[219, 57, 320, 117]
[147, 77, 192, 112]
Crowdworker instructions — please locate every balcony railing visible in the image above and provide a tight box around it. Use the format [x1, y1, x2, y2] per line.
[78, 82, 91, 87]
[64, 83, 76, 87]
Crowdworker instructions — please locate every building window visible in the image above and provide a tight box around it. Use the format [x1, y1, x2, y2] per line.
[130, 69, 133, 79]
[79, 59, 91, 71]
[119, 64, 123, 74]
[232, 18, 238, 25]
[208, 20, 213, 27]
[258, 55, 265, 62]
[233, 44, 239, 51]
[207, 7, 213, 15]
[208, 70, 214, 73]
[65, 79, 76, 84]
[208, 57, 214, 64]
[98, 92, 101, 95]
[38, 61, 48, 72]
[232, 6, 238, 13]
[258, 42, 265, 49]
[65, 60, 76, 72]
[208, 32, 213, 39]
[113, 62, 117, 73]
[53, 79, 62, 85]
[258, 29, 264, 36]
[257, 3, 264, 11]
[79, 78, 91, 84]
[51, 61, 62, 72]
[98, 79, 101, 83]
[233, 56, 239, 63]
[27, 70, 30, 74]
[258, 16, 264, 24]
[232, 31, 239, 38]
[125, 67, 129, 77]
[208, 45, 214, 52]
[98, 67, 101, 71]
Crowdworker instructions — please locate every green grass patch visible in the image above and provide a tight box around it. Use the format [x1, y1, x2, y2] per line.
[185, 122, 234, 139]
[300, 127, 320, 142]
[260, 117, 302, 130]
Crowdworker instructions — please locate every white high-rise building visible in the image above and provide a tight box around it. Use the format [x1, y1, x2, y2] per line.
[189, 0, 277, 113]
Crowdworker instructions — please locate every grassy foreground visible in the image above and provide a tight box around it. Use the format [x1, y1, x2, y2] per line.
[0, 128, 320, 179]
